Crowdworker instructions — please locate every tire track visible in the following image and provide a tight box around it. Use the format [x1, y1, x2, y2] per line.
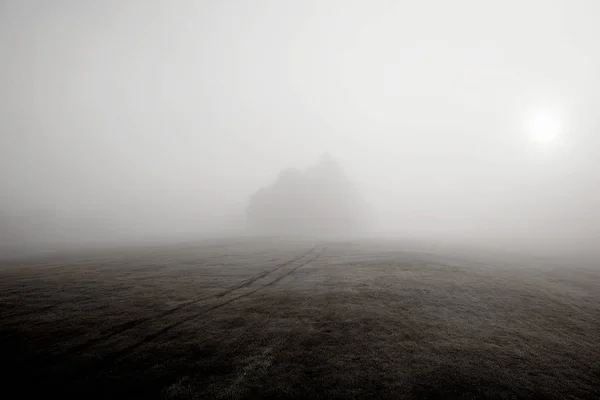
[213, 247, 314, 298]
[74, 247, 325, 381]
[35, 247, 317, 361]
[1, 304, 57, 320]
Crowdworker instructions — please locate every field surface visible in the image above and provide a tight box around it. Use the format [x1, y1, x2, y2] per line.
[1, 238, 599, 399]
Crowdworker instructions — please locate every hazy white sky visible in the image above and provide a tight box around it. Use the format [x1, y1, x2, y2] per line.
[1, 0, 599, 246]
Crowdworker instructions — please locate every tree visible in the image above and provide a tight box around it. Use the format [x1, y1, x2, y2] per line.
[246, 154, 367, 237]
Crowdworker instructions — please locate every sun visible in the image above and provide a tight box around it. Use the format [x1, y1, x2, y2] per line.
[527, 110, 562, 144]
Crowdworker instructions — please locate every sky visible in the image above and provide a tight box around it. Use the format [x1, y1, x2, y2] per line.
[1, 0, 599, 249]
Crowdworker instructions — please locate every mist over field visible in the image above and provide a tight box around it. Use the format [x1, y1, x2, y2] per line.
[1, 0, 599, 257]
[2, 4, 600, 398]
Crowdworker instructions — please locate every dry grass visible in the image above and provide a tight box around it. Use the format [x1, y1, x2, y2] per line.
[1, 238, 599, 399]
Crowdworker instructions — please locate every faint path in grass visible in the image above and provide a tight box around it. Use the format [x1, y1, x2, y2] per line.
[31, 247, 318, 363]
[69, 246, 326, 383]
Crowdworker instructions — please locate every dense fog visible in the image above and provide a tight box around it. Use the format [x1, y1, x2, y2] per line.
[1, 1, 599, 254]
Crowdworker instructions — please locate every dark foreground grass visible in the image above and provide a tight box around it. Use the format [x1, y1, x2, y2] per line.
[1, 238, 599, 399]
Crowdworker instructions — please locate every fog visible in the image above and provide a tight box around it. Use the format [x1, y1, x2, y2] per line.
[1, 1, 599, 254]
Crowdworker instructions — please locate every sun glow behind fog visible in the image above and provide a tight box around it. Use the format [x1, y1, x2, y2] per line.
[527, 109, 563, 144]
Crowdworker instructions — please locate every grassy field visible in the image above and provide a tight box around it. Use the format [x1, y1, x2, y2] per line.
[1, 238, 599, 399]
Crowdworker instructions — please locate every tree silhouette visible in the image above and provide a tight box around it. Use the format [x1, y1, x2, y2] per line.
[246, 154, 366, 237]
